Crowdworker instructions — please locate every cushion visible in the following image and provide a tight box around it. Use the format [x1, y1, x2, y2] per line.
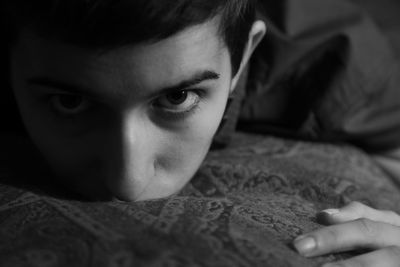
[1, 132, 399, 266]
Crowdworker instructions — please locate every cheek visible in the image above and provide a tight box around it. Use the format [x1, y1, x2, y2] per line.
[136, 114, 226, 200]
[161, 86, 230, 172]
[29, 130, 101, 178]
[144, 83, 231, 198]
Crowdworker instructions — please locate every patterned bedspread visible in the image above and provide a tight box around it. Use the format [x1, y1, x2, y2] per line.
[1, 132, 400, 267]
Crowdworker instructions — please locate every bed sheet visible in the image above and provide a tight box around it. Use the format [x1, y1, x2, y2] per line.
[1, 132, 399, 267]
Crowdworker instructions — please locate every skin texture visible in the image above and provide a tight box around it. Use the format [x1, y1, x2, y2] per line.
[10, 19, 234, 201]
[9, 18, 266, 202]
[294, 202, 400, 267]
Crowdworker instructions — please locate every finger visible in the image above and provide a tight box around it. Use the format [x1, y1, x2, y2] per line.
[317, 201, 400, 227]
[293, 219, 400, 257]
[322, 246, 400, 267]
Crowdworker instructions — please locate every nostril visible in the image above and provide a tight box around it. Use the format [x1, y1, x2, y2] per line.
[103, 143, 157, 201]
[110, 196, 130, 203]
[105, 170, 156, 202]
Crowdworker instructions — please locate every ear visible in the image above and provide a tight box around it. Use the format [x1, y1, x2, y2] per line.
[230, 20, 266, 92]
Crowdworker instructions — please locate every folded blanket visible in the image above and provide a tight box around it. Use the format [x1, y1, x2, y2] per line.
[1, 132, 399, 267]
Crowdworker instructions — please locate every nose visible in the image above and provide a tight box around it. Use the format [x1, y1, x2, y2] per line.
[105, 112, 156, 201]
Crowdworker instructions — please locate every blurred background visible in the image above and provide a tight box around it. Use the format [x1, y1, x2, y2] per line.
[352, 0, 400, 58]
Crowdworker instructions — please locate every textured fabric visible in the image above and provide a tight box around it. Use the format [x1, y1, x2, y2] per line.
[237, 0, 400, 153]
[1, 132, 400, 267]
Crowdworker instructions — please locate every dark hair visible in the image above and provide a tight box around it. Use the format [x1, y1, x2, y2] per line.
[0, 0, 256, 134]
[2, 0, 256, 75]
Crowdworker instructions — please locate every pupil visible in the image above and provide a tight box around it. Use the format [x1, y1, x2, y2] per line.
[59, 95, 83, 109]
[167, 91, 187, 105]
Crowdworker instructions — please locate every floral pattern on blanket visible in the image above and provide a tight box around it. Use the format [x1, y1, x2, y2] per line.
[1, 133, 399, 267]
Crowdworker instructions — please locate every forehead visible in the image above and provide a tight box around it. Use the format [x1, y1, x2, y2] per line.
[11, 18, 230, 100]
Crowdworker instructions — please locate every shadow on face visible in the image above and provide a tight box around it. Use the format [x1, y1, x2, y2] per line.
[9, 18, 234, 202]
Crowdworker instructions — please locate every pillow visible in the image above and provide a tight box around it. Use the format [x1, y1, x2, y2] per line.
[1, 132, 399, 266]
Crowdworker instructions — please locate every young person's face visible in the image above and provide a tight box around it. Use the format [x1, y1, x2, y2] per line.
[10, 19, 235, 201]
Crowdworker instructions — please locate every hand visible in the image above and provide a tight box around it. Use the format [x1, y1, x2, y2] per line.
[292, 201, 400, 267]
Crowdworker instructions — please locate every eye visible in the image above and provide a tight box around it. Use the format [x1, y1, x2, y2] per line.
[49, 94, 91, 115]
[154, 90, 201, 114]
[166, 90, 189, 105]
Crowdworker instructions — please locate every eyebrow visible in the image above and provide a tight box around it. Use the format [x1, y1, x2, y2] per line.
[26, 70, 220, 99]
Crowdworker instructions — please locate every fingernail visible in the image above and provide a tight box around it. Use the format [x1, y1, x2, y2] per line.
[321, 209, 339, 216]
[293, 236, 316, 256]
